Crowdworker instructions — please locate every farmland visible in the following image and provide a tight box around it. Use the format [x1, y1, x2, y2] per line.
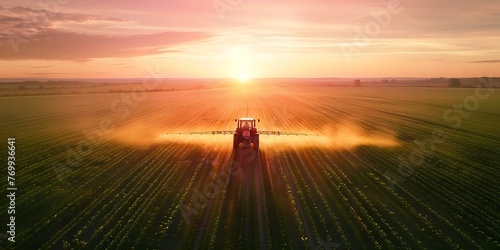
[1, 81, 499, 249]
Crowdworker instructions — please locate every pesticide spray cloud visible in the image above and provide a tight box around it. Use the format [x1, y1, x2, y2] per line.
[153, 122, 399, 150]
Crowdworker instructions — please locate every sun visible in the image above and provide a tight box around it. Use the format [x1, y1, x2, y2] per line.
[236, 73, 251, 84]
[225, 45, 254, 84]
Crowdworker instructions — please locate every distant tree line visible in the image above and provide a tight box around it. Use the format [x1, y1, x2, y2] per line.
[448, 78, 461, 87]
[2, 80, 89, 85]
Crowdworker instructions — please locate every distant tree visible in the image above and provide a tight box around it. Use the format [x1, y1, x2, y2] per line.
[354, 79, 362, 87]
[448, 78, 461, 87]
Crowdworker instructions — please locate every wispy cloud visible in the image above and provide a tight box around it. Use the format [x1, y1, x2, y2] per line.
[0, 6, 210, 61]
[469, 60, 500, 63]
[0, 6, 129, 34]
[28, 65, 53, 68]
[0, 29, 208, 61]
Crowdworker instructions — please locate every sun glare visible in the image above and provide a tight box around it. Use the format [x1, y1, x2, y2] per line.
[236, 73, 251, 84]
[226, 45, 255, 84]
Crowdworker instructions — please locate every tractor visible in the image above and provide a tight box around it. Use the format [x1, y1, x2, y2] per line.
[233, 118, 260, 150]
[166, 118, 317, 149]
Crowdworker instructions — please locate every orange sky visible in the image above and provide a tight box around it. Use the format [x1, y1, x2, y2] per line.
[0, 0, 499, 78]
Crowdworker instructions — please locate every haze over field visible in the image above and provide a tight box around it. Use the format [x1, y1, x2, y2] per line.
[1, 0, 500, 78]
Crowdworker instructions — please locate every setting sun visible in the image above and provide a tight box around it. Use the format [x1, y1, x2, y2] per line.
[236, 73, 251, 84]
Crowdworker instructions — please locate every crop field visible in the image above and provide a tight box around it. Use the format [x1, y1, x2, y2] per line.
[1, 82, 499, 249]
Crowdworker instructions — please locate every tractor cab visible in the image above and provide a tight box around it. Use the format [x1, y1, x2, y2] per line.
[234, 118, 260, 150]
[235, 118, 259, 130]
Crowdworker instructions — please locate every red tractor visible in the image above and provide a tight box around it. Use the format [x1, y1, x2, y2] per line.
[233, 118, 260, 150]
[166, 118, 317, 149]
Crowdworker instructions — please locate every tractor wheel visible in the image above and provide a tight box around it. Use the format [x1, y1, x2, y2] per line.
[254, 135, 259, 150]
[233, 135, 240, 149]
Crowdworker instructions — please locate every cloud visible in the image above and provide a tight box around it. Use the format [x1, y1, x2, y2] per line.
[0, 29, 209, 61]
[28, 65, 52, 68]
[1, 6, 128, 22]
[25, 72, 50, 76]
[402, 58, 445, 62]
[469, 60, 500, 63]
[0, 6, 210, 61]
[0, 6, 129, 35]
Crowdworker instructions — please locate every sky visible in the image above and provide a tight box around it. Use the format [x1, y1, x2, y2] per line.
[0, 0, 499, 79]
